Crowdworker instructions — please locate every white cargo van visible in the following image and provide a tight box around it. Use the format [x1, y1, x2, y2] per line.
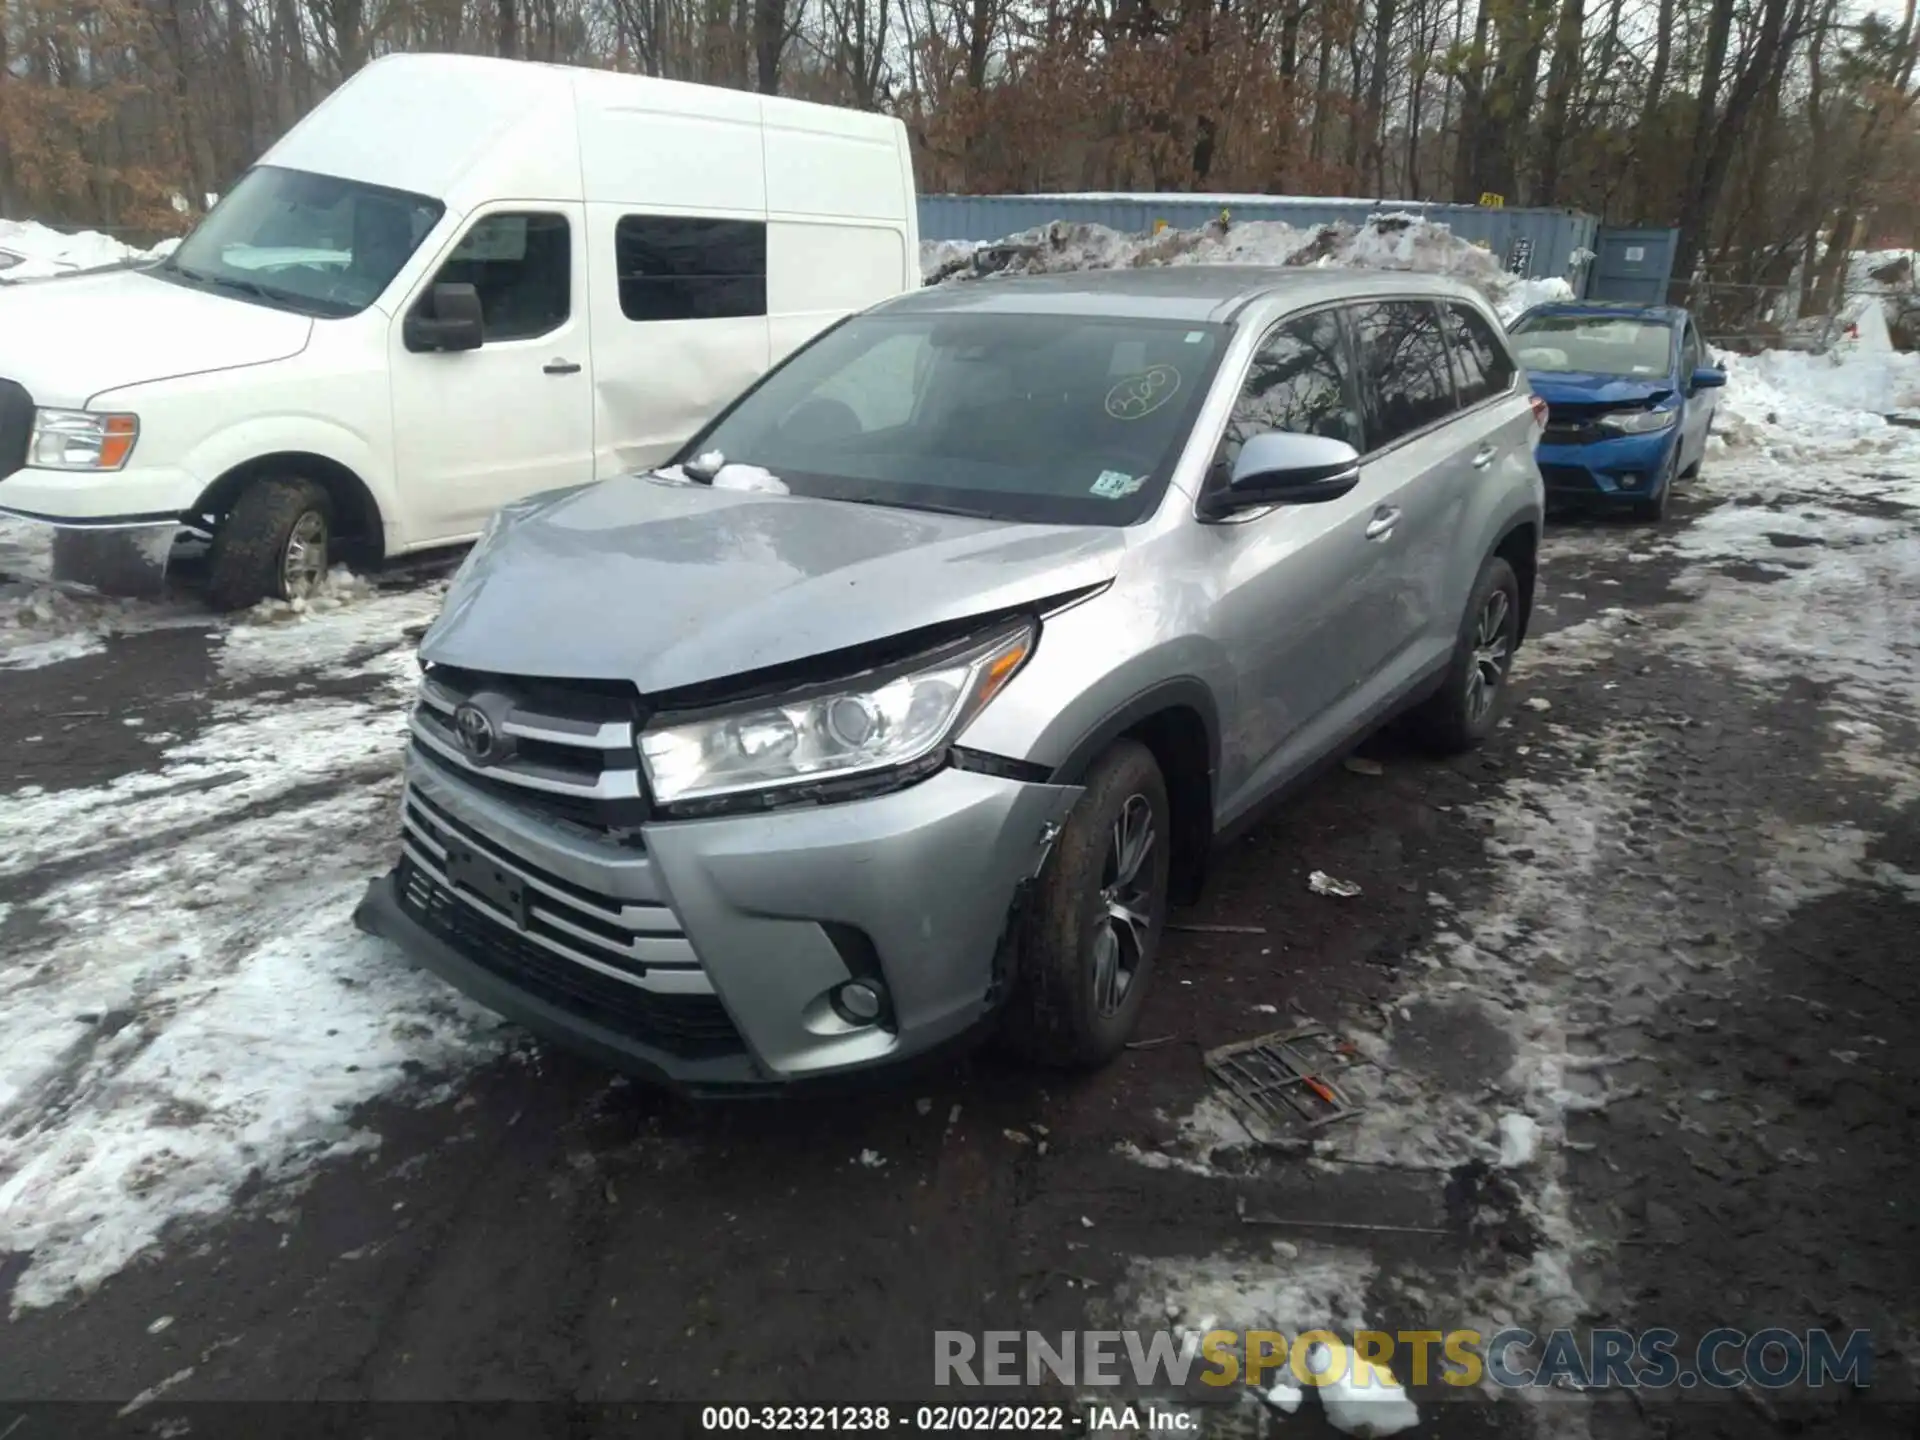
[0, 54, 920, 607]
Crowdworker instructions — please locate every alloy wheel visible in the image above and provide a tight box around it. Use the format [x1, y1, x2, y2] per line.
[282, 511, 329, 599]
[1091, 793, 1157, 1017]
[1465, 588, 1513, 724]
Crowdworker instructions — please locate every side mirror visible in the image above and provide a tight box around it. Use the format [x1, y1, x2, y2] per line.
[1689, 365, 1727, 391]
[404, 282, 484, 353]
[1201, 432, 1363, 517]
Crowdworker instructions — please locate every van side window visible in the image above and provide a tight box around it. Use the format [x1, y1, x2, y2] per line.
[1350, 301, 1454, 449]
[1219, 309, 1363, 468]
[616, 217, 767, 322]
[1438, 302, 1516, 408]
[429, 213, 571, 342]
[1680, 321, 1702, 378]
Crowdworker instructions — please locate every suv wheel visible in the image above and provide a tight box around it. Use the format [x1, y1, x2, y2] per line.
[207, 477, 334, 611]
[1409, 554, 1520, 753]
[1004, 740, 1170, 1069]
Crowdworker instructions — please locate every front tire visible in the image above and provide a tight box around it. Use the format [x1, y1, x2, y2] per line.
[206, 478, 333, 611]
[1631, 447, 1678, 522]
[1003, 740, 1171, 1070]
[1409, 554, 1520, 754]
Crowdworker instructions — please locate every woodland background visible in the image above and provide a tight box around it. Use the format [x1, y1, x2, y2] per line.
[2, 0, 1918, 311]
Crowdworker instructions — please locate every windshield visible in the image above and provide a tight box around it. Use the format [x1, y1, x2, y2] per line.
[1510, 314, 1675, 379]
[155, 165, 443, 318]
[679, 311, 1227, 525]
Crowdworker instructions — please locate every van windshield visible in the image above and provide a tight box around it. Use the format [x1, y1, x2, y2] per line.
[679, 311, 1228, 526]
[154, 165, 444, 319]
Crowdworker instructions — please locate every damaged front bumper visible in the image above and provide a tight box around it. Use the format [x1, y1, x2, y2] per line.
[354, 751, 1082, 1093]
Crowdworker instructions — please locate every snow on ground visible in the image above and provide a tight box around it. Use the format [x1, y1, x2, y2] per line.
[0, 519, 209, 669]
[922, 212, 1574, 321]
[0, 219, 171, 283]
[0, 564, 488, 1311]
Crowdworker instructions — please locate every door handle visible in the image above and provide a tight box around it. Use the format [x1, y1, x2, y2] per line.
[543, 358, 582, 375]
[1470, 444, 1498, 469]
[1365, 506, 1400, 540]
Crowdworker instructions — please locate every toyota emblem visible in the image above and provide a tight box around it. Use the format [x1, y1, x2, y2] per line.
[452, 702, 498, 761]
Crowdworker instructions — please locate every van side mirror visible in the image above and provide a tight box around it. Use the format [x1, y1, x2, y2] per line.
[404, 282, 485, 353]
[1200, 432, 1363, 518]
[1689, 365, 1727, 391]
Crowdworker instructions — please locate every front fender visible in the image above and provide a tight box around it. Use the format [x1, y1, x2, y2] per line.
[177, 415, 390, 513]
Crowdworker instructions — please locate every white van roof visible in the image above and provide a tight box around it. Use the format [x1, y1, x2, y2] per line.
[260, 54, 910, 222]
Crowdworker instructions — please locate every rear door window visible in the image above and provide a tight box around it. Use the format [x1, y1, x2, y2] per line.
[1219, 308, 1365, 468]
[1438, 302, 1516, 408]
[1350, 301, 1456, 451]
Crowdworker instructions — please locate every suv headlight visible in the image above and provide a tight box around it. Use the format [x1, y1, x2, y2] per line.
[639, 623, 1035, 809]
[28, 409, 139, 470]
[1597, 406, 1678, 437]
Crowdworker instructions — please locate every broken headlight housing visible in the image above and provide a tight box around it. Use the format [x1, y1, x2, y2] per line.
[638, 623, 1035, 809]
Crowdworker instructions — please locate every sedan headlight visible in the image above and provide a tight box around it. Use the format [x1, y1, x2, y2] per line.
[28, 408, 139, 471]
[639, 623, 1035, 808]
[1597, 406, 1678, 437]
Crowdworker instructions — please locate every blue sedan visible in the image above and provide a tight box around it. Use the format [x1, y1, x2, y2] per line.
[1508, 302, 1726, 522]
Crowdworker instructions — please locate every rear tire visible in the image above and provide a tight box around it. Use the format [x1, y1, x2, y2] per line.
[1003, 740, 1171, 1070]
[206, 478, 333, 611]
[1408, 554, 1520, 754]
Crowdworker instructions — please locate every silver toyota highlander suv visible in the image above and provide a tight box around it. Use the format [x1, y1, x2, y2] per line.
[354, 267, 1546, 1093]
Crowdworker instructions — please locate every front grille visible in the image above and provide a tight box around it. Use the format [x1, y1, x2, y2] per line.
[402, 784, 698, 977]
[1542, 419, 1600, 444]
[408, 665, 649, 831]
[0, 379, 33, 475]
[399, 858, 743, 1056]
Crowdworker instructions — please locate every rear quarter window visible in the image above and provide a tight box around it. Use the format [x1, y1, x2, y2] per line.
[1439, 302, 1517, 407]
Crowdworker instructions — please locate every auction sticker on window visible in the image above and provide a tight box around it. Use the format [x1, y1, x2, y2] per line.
[1090, 470, 1144, 498]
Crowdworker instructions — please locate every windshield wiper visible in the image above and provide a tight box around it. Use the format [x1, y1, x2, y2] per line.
[167, 263, 274, 302]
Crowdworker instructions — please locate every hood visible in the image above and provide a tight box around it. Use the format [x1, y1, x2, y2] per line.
[0, 268, 313, 406]
[421, 475, 1128, 695]
[1525, 369, 1674, 406]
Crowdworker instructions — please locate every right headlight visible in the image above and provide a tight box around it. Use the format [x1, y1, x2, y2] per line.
[638, 623, 1035, 809]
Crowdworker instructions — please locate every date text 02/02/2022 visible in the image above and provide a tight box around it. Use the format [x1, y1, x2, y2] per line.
[698, 1403, 1097, 1434]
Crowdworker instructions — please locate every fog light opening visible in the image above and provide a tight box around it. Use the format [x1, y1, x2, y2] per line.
[832, 980, 887, 1027]
[1618, 472, 1643, 489]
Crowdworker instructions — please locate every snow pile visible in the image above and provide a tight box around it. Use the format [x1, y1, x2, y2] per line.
[0, 219, 168, 282]
[923, 213, 1575, 321]
[1717, 346, 1920, 454]
[1848, 247, 1917, 299]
